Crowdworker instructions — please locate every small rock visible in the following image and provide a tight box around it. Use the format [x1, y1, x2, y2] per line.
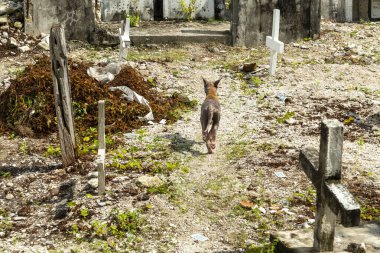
[0, 231, 6, 238]
[1, 38, 7, 44]
[87, 171, 98, 179]
[87, 178, 98, 189]
[5, 193, 14, 200]
[96, 200, 106, 207]
[9, 37, 18, 47]
[6, 182, 13, 187]
[2, 31, 8, 38]
[18, 45, 30, 52]
[124, 183, 139, 196]
[137, 193, 150, 201]
[347, 242, 366, 253]
[37, 41, 49, 51]
[54, 199, 69, 219]
[13, 216, 27, 221]
[112, 176, 129, 182]
[285, 118, 297, 125]
[13, 21, 22, 29]
[137, 175, 164, 188]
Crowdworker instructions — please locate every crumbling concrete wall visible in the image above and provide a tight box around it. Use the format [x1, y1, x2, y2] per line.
[164, 0, 214, 20]
[24, 0, 96, 42]
[101, 0, 153, 22]
[231, 0, 321, 47]
[321, 0, 370, 21]
[100, 0, 214, 21]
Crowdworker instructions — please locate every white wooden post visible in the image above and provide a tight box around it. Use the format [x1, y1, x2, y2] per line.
[266, 9, 284, 75]
[119, 18, 131, 61]
[97, 100, 106, 195]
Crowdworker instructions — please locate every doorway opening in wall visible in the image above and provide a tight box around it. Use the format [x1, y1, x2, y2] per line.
[154, 0, 164, 20]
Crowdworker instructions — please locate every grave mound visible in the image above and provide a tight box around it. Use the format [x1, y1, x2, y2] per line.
[0, 57, 195, 137]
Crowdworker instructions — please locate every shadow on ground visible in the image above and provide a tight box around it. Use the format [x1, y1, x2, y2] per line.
[164, 133, 203, 156]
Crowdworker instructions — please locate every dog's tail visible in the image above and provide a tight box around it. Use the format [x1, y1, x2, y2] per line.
[205, 106, 214, 135]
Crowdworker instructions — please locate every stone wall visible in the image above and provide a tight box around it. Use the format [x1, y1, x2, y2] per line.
[24, 0, 96, 41]
[231, 0, 321, 47]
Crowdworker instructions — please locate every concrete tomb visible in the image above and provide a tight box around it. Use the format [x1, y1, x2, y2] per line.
[321, 0, 379, 21]
[231, 0, 321, 47]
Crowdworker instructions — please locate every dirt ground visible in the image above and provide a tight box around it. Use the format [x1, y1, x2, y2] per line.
[0, 20, 379, 252]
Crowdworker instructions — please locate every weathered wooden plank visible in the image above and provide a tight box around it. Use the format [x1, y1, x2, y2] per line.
[50, 24, 76, 167]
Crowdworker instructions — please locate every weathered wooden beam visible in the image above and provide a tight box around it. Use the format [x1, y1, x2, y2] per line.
[50, 24, 76, 167]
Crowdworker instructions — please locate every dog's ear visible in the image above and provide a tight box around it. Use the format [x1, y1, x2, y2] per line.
[214, 77, 222, 88]
[202, 77, 208, 86]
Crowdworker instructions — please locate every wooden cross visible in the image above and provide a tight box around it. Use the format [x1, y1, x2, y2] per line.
[119, 18, 131, 61]
[266, 9, 284, 75]
[299, 119, 361, 252]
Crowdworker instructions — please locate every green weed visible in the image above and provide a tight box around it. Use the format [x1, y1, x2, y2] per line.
[276, 111, 295, 124]
[44, 145, 61, 157]
[180, 0, 197, 20]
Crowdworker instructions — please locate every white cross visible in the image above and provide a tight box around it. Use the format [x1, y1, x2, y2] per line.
[266, 9, 284, 75]
[119, 18, 131, 61]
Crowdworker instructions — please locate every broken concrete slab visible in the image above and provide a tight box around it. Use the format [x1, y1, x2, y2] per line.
[270, 221, 380, 253]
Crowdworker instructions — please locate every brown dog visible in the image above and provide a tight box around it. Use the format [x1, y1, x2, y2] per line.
[200, 77, 221, 154]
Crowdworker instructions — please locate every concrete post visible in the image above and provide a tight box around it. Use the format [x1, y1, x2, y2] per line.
[314, 119, 343, 252]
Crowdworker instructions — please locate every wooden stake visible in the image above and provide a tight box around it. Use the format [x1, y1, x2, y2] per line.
[98, 100, 106, 195]
[50, 24, 76, 167]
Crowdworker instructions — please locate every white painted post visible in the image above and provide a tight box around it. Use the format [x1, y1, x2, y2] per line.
[119, 18, 131, 61]
[97, 100, 106, 195]
[266, 9, 284, 75]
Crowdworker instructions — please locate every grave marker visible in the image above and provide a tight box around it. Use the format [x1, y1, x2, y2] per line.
[299, 119, 361, 252]
[97, 100, 106, 195]
[266, 9, 284, 75]
[50, 24, 76, 167]
[119, 18, 131, 61]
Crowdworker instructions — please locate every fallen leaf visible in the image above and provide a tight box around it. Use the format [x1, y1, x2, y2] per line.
[240, 200, 254, 209]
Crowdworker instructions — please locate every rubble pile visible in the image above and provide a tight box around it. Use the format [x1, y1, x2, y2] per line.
[0, 57, 196, 136]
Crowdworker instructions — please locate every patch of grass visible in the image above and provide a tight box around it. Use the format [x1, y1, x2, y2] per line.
[288, 186, 316, 207]
[0, 172, 11, 178]
[226, 140, 252, 160]
[128, 48, 189, 62]
[70, 208, 145, 245]
[276, 111, 295, 124]
[245, 240, 278, 253]
[361, 205, 380, 221]
[44, 145, 61, 157]
[0, 209, 13, 236]
[180, 0, 197, 20]
[18, 139, 29, 154]
[147, 183, 170, 194]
